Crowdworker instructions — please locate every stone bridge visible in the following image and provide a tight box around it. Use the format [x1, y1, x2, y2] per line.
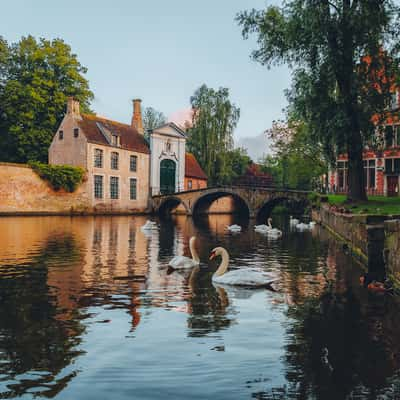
[151, 186, 311, 221]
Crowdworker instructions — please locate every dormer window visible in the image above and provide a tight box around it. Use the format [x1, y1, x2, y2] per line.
[59, 130, 64, 140]
[74, 128, 79, 138]
[111, 134, 120, 147]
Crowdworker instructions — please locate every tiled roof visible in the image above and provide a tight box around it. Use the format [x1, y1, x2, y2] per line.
[185, 153, 207, 180]
[78, 114, 150, 154]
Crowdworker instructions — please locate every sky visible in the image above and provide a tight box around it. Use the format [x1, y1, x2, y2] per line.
[1, 0, 291, 160]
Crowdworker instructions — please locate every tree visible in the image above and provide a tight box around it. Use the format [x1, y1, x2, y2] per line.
[187, 84, 240, 185]
[0, 35, 93, 163]
[237, 1, 400, 201]
[264, 119, 328, 190]
[142, 106, 167, 133]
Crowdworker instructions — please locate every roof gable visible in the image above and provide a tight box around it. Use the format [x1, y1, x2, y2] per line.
[185, 153, 207, 180]
[78, 114, 149, 154]
[151, 122, 186, 139]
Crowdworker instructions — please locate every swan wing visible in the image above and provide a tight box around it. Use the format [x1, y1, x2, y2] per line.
[168, 255, 198, 268]
[213, 269, 275, 287]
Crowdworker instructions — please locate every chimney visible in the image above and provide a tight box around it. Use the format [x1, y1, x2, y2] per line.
[131, 98, 144, 134]
[67, 97, 80, 116]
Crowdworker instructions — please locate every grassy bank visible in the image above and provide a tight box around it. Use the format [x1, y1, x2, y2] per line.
[327, 194, 400, 215]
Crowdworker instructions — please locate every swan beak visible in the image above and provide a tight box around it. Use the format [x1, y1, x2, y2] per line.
[209, 251, 216, 260]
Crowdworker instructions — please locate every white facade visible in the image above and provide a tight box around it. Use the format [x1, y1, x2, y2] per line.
[149, 123, 186, 196]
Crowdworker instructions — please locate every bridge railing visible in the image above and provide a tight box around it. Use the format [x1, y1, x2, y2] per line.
[152, 183, 312, 198]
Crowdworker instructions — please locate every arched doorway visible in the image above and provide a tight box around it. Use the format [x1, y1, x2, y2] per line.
[160, 159, 176, 194]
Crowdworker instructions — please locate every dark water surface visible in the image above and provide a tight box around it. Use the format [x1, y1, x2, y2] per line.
[0, 215, 400, 399]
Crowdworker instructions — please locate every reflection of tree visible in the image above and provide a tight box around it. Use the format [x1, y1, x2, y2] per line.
[186, 268, 235, 337]
[0, 234, 85, 398]
[258, 279, 400, 399]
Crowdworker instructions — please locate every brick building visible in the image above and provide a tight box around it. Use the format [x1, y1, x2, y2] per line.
[329, 91, 400, 197]
[49, 97, 207, 212]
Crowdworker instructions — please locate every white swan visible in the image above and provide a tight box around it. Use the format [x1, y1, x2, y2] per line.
[168, 236, 200, 269]
[296, 222, 311, 231]
[141, 220, 157, 231]
[265, 218, 282, 238]
[226, 224, 242, 232]
[254, 223, 270, 233]
[209, 247, 276, 288]
[289, 216, 300, 226]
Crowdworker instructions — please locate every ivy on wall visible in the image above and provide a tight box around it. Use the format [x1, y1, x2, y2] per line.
[29, 162, 85, 192]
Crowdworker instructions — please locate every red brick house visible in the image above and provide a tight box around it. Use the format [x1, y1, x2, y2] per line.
[184, 153, 207, 190]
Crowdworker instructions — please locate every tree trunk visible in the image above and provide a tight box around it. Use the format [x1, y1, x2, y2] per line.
[347, 118, 367, 202]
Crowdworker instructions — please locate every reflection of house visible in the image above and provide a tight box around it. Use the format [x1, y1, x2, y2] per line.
[49, 98, 207, 212]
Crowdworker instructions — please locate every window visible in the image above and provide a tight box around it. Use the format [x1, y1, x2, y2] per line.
[130, 155, 137, 172]
[110, 177, 119, 199]
[130, 178, 137, 200]
[94, 175, 103, 199]
[59, 130, 63, 140]
[385, 126, 394, 147]
[111, 152, 119, 170]
[94, 149, 103, 168]
[337, 161, 348, 191]
[188, 180, 192, 190]
[111, 134, 120, 147]
[385, 158, 400, 174]
[390, 91, 399, 110]
[74, 128, 79, 138]
[363, 159, 376, 189]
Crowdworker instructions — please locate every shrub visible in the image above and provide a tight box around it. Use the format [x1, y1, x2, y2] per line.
[29, 161, 85, 192]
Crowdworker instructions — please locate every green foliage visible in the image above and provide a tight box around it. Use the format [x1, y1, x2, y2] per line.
[143, 106, 167, 133]
[237, 1, 400, 201]
[187, 84, 242, 185]
[259, 120, 327, 190]
[0, 35, 93, 163]
[29, 161, 84, 192]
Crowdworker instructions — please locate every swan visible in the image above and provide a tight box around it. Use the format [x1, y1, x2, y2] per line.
[141, 220, 157, 231]
[226, 224, 242, 232]
[254, 223, 270, 233]
[289, 216, 300, 226]
[296, 222, 311, 231]
[209, 247, 276, 288]
[265, 218, 282, 238]
[168, 236, 200, 269]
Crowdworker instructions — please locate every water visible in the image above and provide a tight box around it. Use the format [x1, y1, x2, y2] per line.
[0, 214, 399, 400]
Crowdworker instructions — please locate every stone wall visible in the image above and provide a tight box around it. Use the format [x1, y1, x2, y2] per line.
[0, 163, 91, 214]
[313, 205, 386, 272]
[384, 220, 400, 284]
[0, 163, 150, 215]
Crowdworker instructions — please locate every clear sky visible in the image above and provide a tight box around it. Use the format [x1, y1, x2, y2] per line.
[1, 0, 291, 160]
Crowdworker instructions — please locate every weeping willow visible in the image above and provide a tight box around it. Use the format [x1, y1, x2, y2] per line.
[187, 84, 240, 185]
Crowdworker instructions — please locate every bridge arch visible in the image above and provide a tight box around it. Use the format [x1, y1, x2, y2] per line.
[256, 196, 308, 223]
[191, 189, 251, 218]
[157, 196, 190, 217]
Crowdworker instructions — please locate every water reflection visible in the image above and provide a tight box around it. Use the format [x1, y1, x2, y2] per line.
[0, 215, 399, 399]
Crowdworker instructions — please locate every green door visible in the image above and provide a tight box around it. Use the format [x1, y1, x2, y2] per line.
[160, 159, 176, 194]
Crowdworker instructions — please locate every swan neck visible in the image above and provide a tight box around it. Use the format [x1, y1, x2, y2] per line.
[214, 249, 229, 277]
[267, 219, 272, 228]
[189, 238, 199, 263]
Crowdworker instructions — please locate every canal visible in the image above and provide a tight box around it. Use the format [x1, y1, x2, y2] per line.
[0, 214, 399, 399]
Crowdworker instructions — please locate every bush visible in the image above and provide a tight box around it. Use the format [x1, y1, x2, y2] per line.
[308, 191, 321, 208]
[29, 161, 85, 192]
